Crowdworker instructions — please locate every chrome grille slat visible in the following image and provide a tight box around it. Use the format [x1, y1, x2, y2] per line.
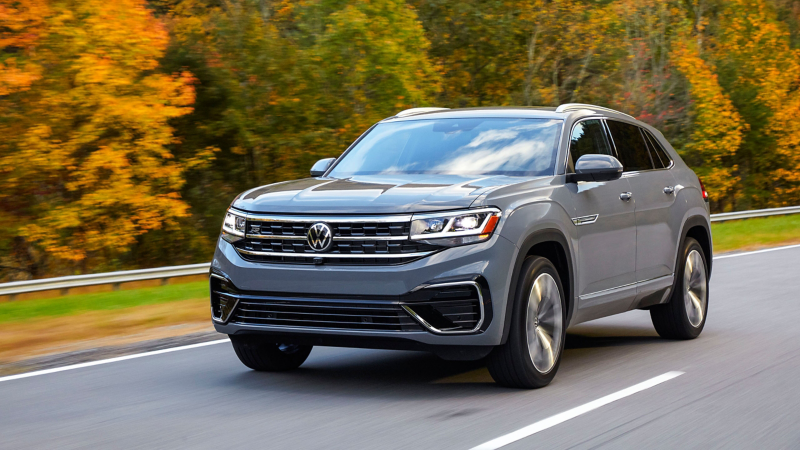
[232, 214, 438, 265]
[229, 295, 423, 331]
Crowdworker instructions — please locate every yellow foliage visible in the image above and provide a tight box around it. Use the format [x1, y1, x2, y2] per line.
[671, 38, 745, 206]
[0, 0, 200, 268]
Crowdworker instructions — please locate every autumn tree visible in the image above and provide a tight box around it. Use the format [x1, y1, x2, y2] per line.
[0, 0, 204, 279]
[162, 0, 439, 239]
[672, 38, 745, 209]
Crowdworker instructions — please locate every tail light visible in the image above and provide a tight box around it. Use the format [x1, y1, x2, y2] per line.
[698, 178, 709, 202]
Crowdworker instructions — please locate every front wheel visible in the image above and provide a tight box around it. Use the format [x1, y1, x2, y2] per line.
[487, 256, 566, 389]
[230, 335, 313, 371]
[650, 237, 709, 340]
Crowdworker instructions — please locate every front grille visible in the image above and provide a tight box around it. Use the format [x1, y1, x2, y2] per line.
[228, 295, 423, 332]
[250, 221, 410, 237]
[237, 238, 438, 256]
[231, 214, 441, 265]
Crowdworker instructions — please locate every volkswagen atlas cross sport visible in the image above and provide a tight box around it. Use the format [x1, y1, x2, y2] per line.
[211, 104, 712, 389]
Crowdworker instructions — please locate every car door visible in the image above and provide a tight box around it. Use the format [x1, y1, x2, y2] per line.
[605, 120, 677, 303]
[566, 119, 638, 323]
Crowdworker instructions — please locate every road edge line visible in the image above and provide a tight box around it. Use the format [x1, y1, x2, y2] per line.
[715, 243, 800, 260]
[0, 339, 229, 383]
[469, 371, 685, 450]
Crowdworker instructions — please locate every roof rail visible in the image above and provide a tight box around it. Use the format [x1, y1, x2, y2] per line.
[395, 107, 449, 118]
[555, 103, 634, 119]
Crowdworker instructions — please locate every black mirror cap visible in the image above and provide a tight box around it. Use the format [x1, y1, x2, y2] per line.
[567, 154, 623, 183]
[310, 158, 336, 177]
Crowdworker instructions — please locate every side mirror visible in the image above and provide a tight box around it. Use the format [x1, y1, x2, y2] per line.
[310, 158, 336, 177]
[567, 154, 623, 183]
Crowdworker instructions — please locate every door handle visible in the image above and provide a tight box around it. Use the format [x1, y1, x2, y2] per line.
[620, 192, 632, 201]
[664, 186, 675, 195]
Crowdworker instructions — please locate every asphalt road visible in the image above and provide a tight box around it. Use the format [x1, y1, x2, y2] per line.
[3, 246, 800, 449]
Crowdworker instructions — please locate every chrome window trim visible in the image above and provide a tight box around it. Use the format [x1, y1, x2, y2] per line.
[640, 128, 675, 170]
[235, 249, 434, 259]
[401, 281, 485, 335]
[604, 118, 676, 174]
[563, 116, 618, 175]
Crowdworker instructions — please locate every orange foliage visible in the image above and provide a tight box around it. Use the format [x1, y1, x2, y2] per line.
[671, 38, 745, 206]
[0, 0, 200, 270]
[0, 0, 49, 95]
[717, 0, 800, 205]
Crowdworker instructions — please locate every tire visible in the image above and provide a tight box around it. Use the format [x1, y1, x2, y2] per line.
[487, 256, 567, 389]
[230, 335, 313, 371]
[650, 237, 709, 340]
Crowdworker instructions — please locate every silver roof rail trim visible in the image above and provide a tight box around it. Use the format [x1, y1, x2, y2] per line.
[555, 103, 634, 119]
[395, 107, 450, 118]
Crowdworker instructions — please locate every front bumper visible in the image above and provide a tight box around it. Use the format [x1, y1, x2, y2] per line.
[211, 234, 518, 348]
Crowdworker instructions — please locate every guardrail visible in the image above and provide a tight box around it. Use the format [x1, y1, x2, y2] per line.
[709, 205, 800, 222]
[0, 263, 210, 299]
[1, 205, 798, 300]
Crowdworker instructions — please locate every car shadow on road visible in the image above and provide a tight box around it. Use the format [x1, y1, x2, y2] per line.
[221, 321, 669, 400]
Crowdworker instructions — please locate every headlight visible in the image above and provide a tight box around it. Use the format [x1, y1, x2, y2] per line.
[410, 208, 501, 247]
[221, 209, 246, 243]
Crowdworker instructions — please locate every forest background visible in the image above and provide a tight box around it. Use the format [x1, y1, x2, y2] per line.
[2, 0, 800, 281]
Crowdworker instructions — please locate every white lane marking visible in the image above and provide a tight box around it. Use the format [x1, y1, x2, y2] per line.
[470, 371, 684, 450]
[0, 339, 228, 384]
[716, 243, 800, 260]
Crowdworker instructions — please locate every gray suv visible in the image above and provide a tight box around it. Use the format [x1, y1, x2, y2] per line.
[211, 104, 711, 388]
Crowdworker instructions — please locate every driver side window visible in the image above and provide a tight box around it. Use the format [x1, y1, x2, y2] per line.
[567, 119, 613, 173]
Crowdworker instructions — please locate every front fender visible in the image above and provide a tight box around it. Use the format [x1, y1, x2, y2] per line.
[497, 201, 577, 343]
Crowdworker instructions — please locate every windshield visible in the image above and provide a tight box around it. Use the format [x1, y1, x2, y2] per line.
[328, 118, 563, 177]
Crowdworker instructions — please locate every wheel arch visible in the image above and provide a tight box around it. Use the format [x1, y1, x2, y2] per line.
[501, 229, 575, 344]
[678, 215, 713, 277]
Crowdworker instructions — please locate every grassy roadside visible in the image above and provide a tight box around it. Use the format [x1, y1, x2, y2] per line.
[711, 214, 800, 253]
[1, 214, 798, 365]
[0, 281, 208, 324]
[0, 298, 213, 364]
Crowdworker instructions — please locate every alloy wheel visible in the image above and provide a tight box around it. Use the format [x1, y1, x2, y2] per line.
[683, 249, 708, 328]
[526, 273, 563, 374]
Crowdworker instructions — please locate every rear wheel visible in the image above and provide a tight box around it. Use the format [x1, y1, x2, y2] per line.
[230, 335, 312, 371]
[487, 256, 566, 389]
[650, 237, 708, 339]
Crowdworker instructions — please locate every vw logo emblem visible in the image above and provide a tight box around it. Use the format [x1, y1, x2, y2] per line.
[307, 222, 333, 252]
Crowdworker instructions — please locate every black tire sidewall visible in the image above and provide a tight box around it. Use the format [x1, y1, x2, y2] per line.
[508, 256, 567, 386]
[673, 237, 709, 337]
[230, 335, 313, 371]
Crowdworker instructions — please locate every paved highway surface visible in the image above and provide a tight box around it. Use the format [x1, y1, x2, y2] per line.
[2, 246, 800, 449]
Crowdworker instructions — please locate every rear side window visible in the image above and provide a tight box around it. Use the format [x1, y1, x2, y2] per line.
[568, 119, 613, 173]
[606, 120, 654, 172]
[642, 129, 673, 169]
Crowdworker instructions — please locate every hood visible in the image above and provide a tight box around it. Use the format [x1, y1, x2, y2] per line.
[232, 174, 539, 214]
